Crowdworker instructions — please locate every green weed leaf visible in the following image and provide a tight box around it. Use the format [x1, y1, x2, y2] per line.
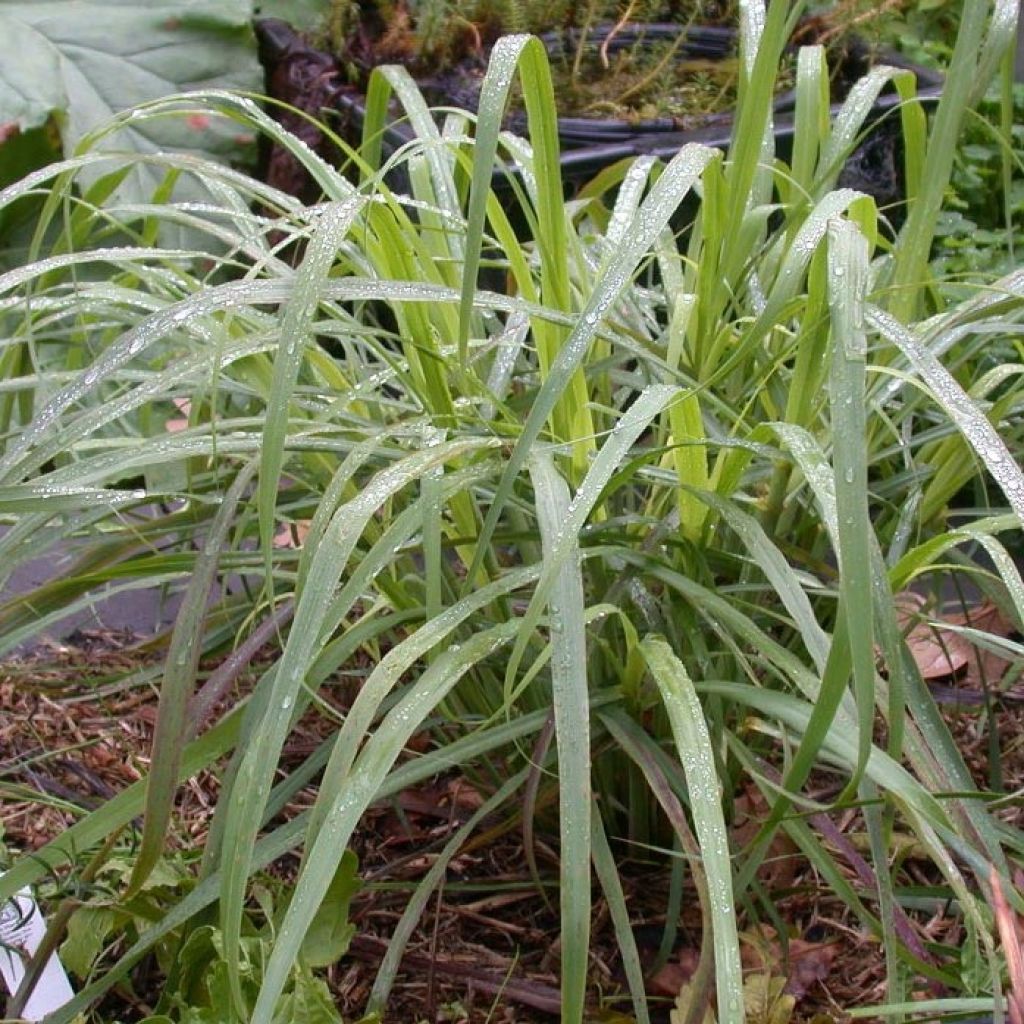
[60, 906, 117, 980]
[300, 849, 359, 969]
[271, 970, 343, 1024]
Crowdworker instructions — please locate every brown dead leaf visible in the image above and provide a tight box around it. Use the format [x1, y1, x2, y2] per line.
[649, 948, 701, 998]
[732, 787, 798, 889]
[895, 592, 972, 680]
[991, 867, 1024, 1024]
[895, 593, 1019, 688]
[397, 786, 449, 819]
[166, 398, 192, 434]
[405, 731, 432, 753]
[273, 521, 311, 548]
[445, 778, 484, 811]
[740, 924, 838, 1001]
[782, 937, 839, 998]
[957, 601, 1017, 689]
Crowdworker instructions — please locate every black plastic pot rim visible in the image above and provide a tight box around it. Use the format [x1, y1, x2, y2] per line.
[414, 23, 944, 143]
[499, 23, 790, 140]
[337, 29, 942, 154]
[338, 78, 939, 187]
[333, 23, 944, 185]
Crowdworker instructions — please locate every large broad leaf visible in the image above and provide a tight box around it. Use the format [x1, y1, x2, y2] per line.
[0, 1, 261, 197]
[253, 0, 330, 31]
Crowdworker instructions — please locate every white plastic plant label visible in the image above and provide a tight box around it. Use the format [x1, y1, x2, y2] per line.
[0, 880, 74, 1021]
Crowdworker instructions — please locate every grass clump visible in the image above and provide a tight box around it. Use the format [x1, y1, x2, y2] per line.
[1, 1, 1023, 1022]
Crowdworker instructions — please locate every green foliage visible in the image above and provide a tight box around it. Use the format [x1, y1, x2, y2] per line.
[1, 3, 1023, 1023]
[0, 0, 261, 219]
[57, 852, 200, 986]
[0, 1, 258, 144]
[300, 851, 358, 969]
[864, 0, 963, 68]
[145, 925, 345, 1024]
[53, 850, 356, 1022]
[930, 83, 1024, 299]
[839, 0, 1022, 306]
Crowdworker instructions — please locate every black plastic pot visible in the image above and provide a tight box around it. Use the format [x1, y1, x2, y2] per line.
[435, 24, 779, 149]
[256, 17, 943, 205]
[334, 24, 763, 169]
[334, 27, 942, 206]
[621, 65, 941, 214]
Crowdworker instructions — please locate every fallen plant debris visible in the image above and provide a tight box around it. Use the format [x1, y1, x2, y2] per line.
[739, 925, 840, 1001]
[991, 869, 1024, 1024]
[893, 593, 1023, 704]
[5, 631, 1024, 1022]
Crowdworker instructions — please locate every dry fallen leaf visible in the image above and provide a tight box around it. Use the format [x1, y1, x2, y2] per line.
[740, 924, 838, 1000]
[991, 867, 1024, 1024]
[957, 601, 1018, 689]
[894, 593, 1019, 692]
[649, 948, 701, 999]
[273, 520, 311, 548]
[895, 592, 973, 680]
[445, 778, 485, 811]
[782, 937, 839, 998]
[165, 398, 192, 433]
[731, 787, 799, 889]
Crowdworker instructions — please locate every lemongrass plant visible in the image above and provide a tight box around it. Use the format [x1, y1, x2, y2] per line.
[1, 0, 1023, 1021]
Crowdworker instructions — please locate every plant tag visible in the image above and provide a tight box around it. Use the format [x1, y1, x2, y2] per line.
[0, 881, 75, 1021]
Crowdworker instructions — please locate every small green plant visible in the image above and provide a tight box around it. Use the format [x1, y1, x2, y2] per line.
[8, 846, 358, 1023]
[928, 83, 1024, 301]
[134, 854, 357, 1024]
[849, 0, 1023, 309]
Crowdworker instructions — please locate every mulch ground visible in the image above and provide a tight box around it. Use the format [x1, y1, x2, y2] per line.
[2, 628, 1022, 1023]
